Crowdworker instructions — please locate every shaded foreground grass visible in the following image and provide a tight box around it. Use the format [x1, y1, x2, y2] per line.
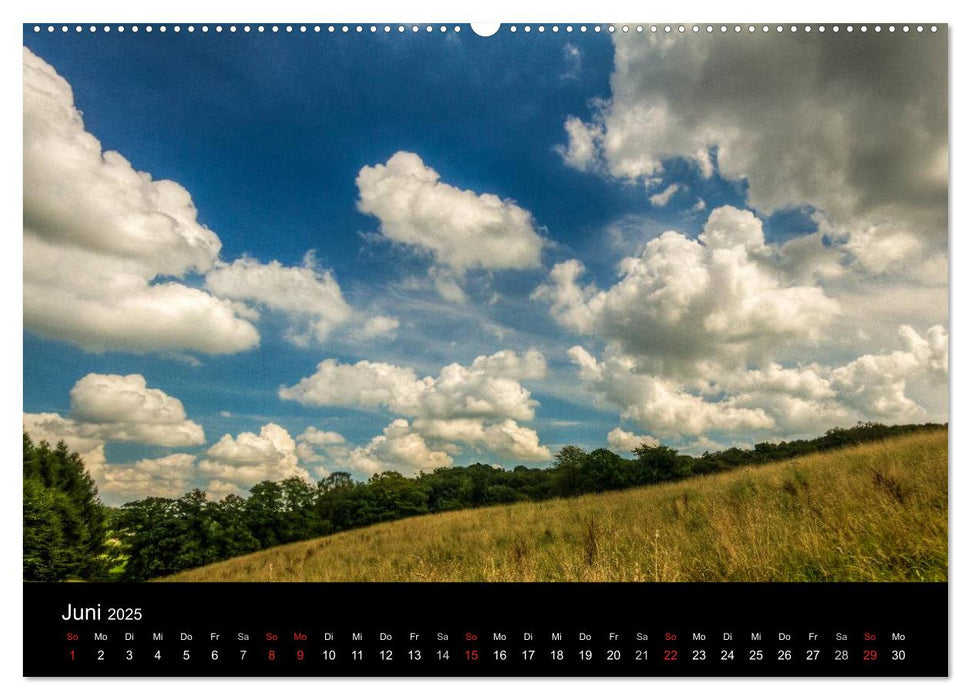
[163, 430, 947, 583]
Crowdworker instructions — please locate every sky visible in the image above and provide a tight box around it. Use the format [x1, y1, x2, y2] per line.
[22, 24, 948, 505]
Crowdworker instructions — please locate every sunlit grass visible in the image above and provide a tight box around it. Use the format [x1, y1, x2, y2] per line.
[162, 430, 948, 583]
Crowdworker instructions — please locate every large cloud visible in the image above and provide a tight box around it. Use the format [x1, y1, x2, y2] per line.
[549, 32, 947, 445]
[568, 324, 947, 441]
[24, 373, 205, 448]
[345, 419, 453, 477]
[68, 373, 206, 446]
[280, 359, 425, 413]
[204, 252, 353, 346]
[412, 417, 551, 462]
[23, 374, 207, 505]
[356, 152, 545, 296]
[280, 349, 551, 463]
[280, 349, 545, 422]
[559, 31, 947, 276]
[535, 206, 840, 372]
[829, 325, 948, 421]
[199, 423, 313, 493]
[568, 345, 774, 438]
[23, 47, 260, 355]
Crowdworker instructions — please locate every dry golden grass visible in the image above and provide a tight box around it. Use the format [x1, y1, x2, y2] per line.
[163, 430, 947, 583]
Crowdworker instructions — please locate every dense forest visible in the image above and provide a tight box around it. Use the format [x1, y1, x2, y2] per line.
[23, 422, 943, 582]
[23, 433, 109, 581]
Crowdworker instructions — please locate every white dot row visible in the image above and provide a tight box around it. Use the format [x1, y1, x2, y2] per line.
[30, 24, 465, 34]
[30, 24, 941, 35]
[615, 24, 939, 34]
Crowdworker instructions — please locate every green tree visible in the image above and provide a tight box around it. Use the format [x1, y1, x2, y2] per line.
[632, 444, 692, 483]
[579, 448, 629, 493]
[211, 494, 261, 559]
[172, 489, 218, 571]
[23, 433, 107, 581]
[116, 497, 183, 580]
[551, 446, 588, 497]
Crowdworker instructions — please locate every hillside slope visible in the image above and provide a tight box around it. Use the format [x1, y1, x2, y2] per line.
[163, 429, 947, 583]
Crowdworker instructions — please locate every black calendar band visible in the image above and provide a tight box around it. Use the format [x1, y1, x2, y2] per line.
[24, 582, 946, 677]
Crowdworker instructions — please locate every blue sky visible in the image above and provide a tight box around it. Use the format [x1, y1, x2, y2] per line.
[22, 25, 948, 504]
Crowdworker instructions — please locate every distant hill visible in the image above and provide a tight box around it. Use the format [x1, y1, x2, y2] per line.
[163, 429, 947, 583]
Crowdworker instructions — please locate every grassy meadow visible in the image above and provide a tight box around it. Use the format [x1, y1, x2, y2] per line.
[162, 429, 947, 583]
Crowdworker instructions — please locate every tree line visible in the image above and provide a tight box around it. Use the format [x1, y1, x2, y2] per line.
[24, 422, 943, 582]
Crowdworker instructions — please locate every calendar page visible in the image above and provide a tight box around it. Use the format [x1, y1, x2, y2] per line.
[22, 21, 948, 677]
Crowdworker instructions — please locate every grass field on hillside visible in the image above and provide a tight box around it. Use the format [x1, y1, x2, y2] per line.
[163, 430, 948, 583]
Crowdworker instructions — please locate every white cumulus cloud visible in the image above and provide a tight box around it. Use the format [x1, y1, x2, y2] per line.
[557, 115, 602, 171]
[567, 323, 947, 443]
[205, 252, 353, 346]
[346, 419, 453, 477]
[356, 152, 545, 298]
[199, 423, 313, 494]
[297, 427, 347, 446]
[412, 418, 552, 462]
[829, 325, 948, 422]
[607, 427, 659, 452]
[558, 32, 947, 277]
[23, 374, 209, 504]
[280, 349, 551, 466]
[535, 206, 840, 372]
[280, 359, 426, 413]
[23, 47, 259, 355]
[25, 373, 205, 448]
[68, 373, 205, 446]
[568, 346, 775, 438]
[295, 427, 348, 465]
[280, 349, 545, 422]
